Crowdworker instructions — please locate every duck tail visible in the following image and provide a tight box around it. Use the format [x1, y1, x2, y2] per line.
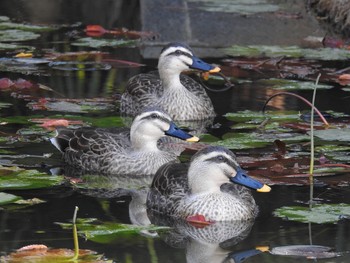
[50, 129, 70, 153]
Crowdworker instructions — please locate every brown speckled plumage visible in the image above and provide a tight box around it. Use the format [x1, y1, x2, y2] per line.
[120, 43, 216, 121]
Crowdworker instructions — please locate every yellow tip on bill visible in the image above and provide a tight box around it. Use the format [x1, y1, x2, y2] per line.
[209, 66, 221, 73]
[255, 246, 270, 252]
[186, 136, 200, 142]
[257, 184, 271, 193]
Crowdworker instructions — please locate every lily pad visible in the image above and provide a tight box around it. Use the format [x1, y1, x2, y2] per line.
[273, 203, 350, 223]
[0, 42, 34, 50]
[0, 166, 65, 190]
[1, 246, 110, 263]
[0, 192, 22, 205]
[2, 114, 124, 128]
[0, 102, 12, 109]
[57, 218, 169, 244]
[224, 45, 350, 60]
[0, 29, 40, 42]
[211, 132, 309, 150]
[72, 37, 136, 48]
[188, 0, 279, 14]
[312, 128, 350, 142]
[259, 79, 333, 90]
[270, 245, 341, 259]
[0, 21, 54, 32]
[315, 145, 350, 153]
[224, 110, 302, 123]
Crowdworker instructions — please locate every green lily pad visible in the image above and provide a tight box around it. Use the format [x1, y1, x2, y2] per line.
[259, 79, 333, 90]
[57, 218, 170, 244]
[2, 247, 110, 262]
[224, 110, 302, 123]
[224, 45, 350, 60]
[2, 114, 124, 128]
[274, 203, 350, 224]
[0, 192, 22, 205]
[315, 145, 350, 153]
[0, 166, 64, 190]
[0, 16, 10, 22]
[0, 42, 34, 50]
[0, 21, 54, 32]
[72, 37, 136, 48]
[188, 0, 279, 14]
[0, 29, 40, 42]
[0, 102, 12, 109]
[211, 131, 309, 150]
[311, 128, 350, 142]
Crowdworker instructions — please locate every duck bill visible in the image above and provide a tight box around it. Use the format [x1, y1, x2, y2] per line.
[165, 122, 199, 142]
[190, 55, 221, 73]
[230, 169, 271, 192]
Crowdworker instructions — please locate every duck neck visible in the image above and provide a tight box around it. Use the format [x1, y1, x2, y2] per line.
[159, 68, 185, 92]
[130, 132, 160, 152]
[188, 164, 223, 194]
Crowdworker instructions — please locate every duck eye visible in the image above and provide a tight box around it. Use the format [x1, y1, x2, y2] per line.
[216, 155, 225, 161]
[150, 113, 158, 119]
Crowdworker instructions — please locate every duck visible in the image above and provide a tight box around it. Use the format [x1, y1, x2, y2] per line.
[50, 108, 199, 176]
[147, 146, 271, 221]
[120, 42, 220, 121]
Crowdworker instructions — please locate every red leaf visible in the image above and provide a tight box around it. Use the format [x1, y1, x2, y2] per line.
[338, 74, 350, 80]
[85, 25, 107, 34]
[0, 78, 14, 89]
[17, 244, 48, 252]
[14, 78, 34, 89]
[322, 36, 344, 48]
[186, 214, 214, 228]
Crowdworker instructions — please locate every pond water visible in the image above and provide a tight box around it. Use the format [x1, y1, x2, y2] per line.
[1, 1, 350, 263]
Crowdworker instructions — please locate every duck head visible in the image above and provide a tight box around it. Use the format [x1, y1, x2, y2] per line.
[187, 146, 271, 194]
[158, 42, 220, 78]
[130, 108, 199, 150]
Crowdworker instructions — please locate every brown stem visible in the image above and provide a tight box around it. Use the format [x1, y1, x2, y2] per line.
[262, 91, 329, 126]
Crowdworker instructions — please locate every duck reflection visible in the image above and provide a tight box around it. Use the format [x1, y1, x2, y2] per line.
[127, 188, 264, 263]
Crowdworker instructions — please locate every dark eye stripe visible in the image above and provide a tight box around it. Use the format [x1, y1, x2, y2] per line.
[206, 155, 239, 169]
[167, 50, 192, 59]
[140, 113, 170, 124]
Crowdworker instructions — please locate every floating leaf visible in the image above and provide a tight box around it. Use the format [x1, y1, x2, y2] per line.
[15, 197, 45, 205]
[270, 245, 341, 259]
[48, 61, 111, 71]
[0, 29, 40, 42]
[1, 246, 110, 263]
[0, 21, 54, 32]
[0, 16, 10, 22]
[0, 42, 34, 50]
[274, 203, 350, 223]
[224, 45, 350, 60]
[1, 114, 124, 128]
[224, 110, 302, 123]
[187, 0, 279, 14]
[0, 192, 22, 205]
[259, 79, 333, 90]
[210, 132, 309, 150]
[72, 37, 136, 48]
[312, 128, 350, 142]
[85, 25, 157, 39]
[0, 102, 12, 108]
[57, 218, 169, 244]
[0, 166, 65, 190]
[315, 145, 350, 153]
